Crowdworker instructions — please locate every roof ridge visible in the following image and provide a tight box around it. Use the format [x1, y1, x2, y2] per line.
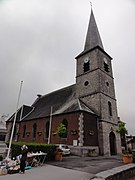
[79, 99, 96, 114]
[21, 106, 35, 121]
[77, 99, 82, 110]
[32, 84, 75, 106]
[53, 99, 77, 115]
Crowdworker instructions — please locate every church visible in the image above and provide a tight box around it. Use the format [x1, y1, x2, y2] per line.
[6, 8, 122, 156]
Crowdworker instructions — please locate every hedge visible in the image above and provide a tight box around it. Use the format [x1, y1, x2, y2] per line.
[8, 142, 56, 161]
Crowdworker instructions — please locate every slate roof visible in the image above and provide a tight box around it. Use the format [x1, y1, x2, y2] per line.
[76, 9, 104, 59]
[7, 105, 34, 122]
[84, 9, 104, 52]
[22, 84, 96, 121]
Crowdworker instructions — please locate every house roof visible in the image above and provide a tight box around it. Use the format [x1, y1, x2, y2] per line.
[53, 98, 95, 115]
[6, 105, 34, 122]
[22, 84, 96, 121]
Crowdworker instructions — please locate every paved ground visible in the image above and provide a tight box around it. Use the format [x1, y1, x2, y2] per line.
[1, 165, 91, 180]
[48, 155, 124, 174]
[0, 155, 125, 180]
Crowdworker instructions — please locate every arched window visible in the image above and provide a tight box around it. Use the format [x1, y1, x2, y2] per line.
[22, 125, 26, 138]
[104, 62, 109, 72]
[104, 58, 109, 72]
[62, 119, 68, 138]
[109, 131, 117, 155]
[83, 60, 90, 72]
[108, 101, 112, 116]
[0, 134, 5, 141]
[32, 123, 37, 138]
[45, 121, 50, 138]
[13, 125, 17, 139]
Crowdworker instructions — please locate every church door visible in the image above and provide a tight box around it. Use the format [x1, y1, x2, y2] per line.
[109, 132, 117, 155]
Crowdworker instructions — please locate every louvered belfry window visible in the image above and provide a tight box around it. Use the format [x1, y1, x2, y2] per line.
[83, 61, 90, 72]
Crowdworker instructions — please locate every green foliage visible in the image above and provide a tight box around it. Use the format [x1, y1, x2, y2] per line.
[123, 150, 132, 156]
[7, 142, 55, 161]
[116, 121, 128, 135]
[57, 123, 67, 138]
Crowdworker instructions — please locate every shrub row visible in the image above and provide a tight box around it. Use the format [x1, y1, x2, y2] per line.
[9, 142, 56, 161]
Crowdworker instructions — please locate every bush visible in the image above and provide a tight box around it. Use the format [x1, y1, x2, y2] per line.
[57, 123, 67, 138]
[7, 142, 56, 161]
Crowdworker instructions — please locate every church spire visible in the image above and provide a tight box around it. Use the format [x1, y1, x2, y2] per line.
[84, 9, 104, 51]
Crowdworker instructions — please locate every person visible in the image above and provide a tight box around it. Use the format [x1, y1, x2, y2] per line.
[19, 145, 28, 174]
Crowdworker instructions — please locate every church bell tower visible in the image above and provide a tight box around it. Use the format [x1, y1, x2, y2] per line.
[75, 8, 121, 155]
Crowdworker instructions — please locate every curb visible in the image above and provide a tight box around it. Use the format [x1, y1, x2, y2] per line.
[91, 163, 135, 180]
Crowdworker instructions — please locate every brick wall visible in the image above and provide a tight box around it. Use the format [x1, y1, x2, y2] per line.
[18, 113, 80, 145]
[17, 111, 98, 146]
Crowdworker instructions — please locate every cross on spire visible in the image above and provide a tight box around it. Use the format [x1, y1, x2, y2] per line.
[84, 7, 104, 51]
[90, 1, 92, 9]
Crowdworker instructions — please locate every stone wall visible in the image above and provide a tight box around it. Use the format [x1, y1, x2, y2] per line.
[99, 121, 121, 156]
[69, 146, 99, 157]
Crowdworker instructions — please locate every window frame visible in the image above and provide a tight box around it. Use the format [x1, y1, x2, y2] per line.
[32, 123, 37, 138]
[83, 60, 90, 72]
[22, 125, 26, 138]
[108, 101, 112, 116]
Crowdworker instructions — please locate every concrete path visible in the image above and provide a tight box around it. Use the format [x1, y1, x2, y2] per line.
[0, 165, 93, 180]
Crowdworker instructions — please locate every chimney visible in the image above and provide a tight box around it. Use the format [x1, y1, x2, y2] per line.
[37, 94, 42, 98]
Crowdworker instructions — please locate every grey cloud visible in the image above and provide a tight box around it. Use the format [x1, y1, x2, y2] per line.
[0, 0, 135, 135]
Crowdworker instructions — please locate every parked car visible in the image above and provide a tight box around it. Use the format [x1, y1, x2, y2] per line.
[56, 144, 70, 155]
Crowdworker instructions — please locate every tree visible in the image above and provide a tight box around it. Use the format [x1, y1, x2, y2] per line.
[57, 123, 67, 138]
[116, 121, 128, 135]
[116, 121, 128, 150]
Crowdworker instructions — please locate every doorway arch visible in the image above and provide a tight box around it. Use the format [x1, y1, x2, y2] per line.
[109, 131, 117, 155]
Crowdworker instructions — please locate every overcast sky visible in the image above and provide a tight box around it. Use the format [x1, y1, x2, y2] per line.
[0, 0, 135, 135]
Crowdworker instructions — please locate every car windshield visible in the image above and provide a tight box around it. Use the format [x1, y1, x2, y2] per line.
[56, 145, 69, 149]
[61, 145, 69, 149]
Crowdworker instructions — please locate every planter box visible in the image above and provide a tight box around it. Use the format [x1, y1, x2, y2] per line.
[55, 153, 62, 161]
[123, 155, 133, 164]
